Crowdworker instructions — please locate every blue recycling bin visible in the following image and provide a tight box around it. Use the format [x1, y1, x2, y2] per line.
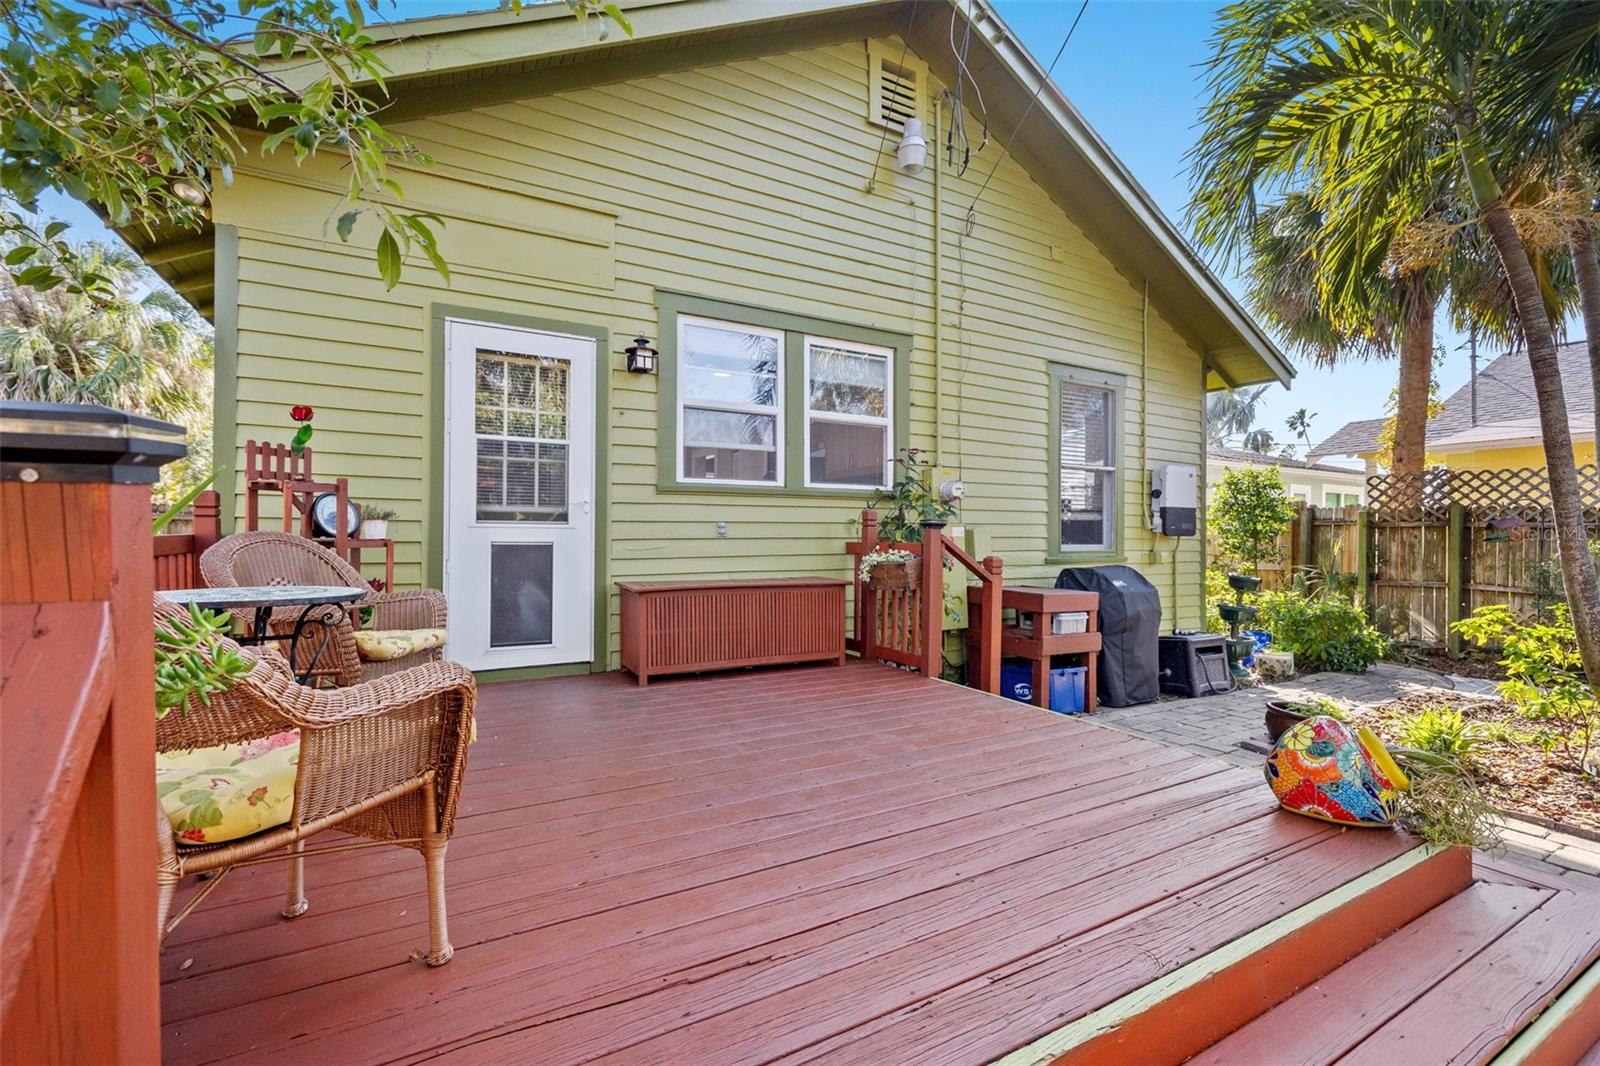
[1000, 660, 1034, 704]
[1049, 666, 1088, 714]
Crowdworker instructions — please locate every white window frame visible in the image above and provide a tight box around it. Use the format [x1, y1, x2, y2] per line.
[675, 314, 785, 486]
[803, 335, 894, 490]
[1056, 376, 1118, 553]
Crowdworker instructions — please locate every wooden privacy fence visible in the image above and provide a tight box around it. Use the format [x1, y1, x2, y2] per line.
[1222, 467, 1600, 653]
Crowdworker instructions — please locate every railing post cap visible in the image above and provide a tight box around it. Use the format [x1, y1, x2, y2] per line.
[0, 401, 186, 485]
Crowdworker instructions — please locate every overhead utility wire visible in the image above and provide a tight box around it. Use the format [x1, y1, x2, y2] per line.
[963, 0, 1090, 216]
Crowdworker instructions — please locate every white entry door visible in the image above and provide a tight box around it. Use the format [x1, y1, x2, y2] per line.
[444, 319, 596, 670]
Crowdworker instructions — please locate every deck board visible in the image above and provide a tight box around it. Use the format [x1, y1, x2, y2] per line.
[159, 662, 1442, 1065]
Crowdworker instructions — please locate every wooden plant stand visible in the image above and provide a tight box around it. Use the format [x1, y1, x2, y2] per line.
[244, 440, 393, 586]
[967, 584, 1102, 713]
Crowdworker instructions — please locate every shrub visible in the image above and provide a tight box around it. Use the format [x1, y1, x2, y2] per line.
[1256, 588, 1387, 673]
[1395, 705, 1488, 761]
[1453, 604, 1596, 771]
[1210, 465, 1297, 573]
[1203, 565, 1234, 635]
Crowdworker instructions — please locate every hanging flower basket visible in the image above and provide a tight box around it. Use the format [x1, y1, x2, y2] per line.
[860, 548, 919, 592]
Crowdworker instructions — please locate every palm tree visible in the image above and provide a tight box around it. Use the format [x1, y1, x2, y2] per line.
[1, 236, 213, 499]
[1206, 384, 1271, 447]
[1285, 408, 1315, 455]
[1188, 0, 1600, 687]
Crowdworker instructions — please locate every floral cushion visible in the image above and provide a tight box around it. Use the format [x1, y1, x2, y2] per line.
[157, 731, 299, 846]
[353, 628, 448, 662]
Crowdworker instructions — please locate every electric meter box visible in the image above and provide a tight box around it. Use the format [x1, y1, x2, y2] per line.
[1150, 464, 1198, 537]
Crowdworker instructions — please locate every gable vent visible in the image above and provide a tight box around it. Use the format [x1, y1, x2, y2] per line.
[867, 40, 926, 132]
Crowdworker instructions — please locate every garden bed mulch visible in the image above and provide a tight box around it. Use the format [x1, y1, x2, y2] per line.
[1384, 646, 1505, 681]
[1348, 691, 1598, 832]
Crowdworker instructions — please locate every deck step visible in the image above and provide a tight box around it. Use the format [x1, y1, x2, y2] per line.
[998, 842, 1473, 1065]
[1188, 878, 1600, 1066]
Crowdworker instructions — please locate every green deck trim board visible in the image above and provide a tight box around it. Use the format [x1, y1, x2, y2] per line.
[212, 223, 241, 532]
[989, 845, 1444, 1066]
[654, 289, 911, 497]
[1046, 361, 1127, 565]
[427, 302, 613, 672]
[1489, 954, 1600, 1065]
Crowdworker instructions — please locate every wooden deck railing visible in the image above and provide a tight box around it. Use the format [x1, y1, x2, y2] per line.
[153, 489, 221, 591]
[2, 404, 180, 1062]
[845, 509, 1002, 693]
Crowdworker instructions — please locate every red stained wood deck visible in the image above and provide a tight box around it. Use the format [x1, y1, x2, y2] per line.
[159, 661, 1598, 1065]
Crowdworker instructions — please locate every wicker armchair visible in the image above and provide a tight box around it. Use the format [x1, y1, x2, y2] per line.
[200, 531, 447, 685]
[154, 597, 475, 965]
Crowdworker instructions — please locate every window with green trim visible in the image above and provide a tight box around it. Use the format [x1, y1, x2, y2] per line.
[1050, 364, 1124, 556]
[656, 292, 910, 495]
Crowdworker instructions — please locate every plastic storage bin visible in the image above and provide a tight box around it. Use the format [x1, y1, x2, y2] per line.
[1049, 666, 1088, 713]
[999, 660, 1035, 704]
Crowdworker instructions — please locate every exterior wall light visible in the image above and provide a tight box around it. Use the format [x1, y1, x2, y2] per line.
[625, 336, 658, 374]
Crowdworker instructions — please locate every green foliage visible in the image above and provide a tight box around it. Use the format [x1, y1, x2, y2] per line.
[152, 468, 221, 534]
[1, 0, 630, 295]
[154, 605, 253, 719]
[0, 238, 213, 503]
[1390, 748, 1502, 850]
[866, 448, 959, 544]
[360, 503, 396, 521]
[1210, 464, 1297, 572]
[1395, 705, 1489, 761]
[1257, 588, 1387, 673]
[1284, 695, 1350, 722]
[1454, 604, 1596, 770]
[1203, 565, 1234, 635]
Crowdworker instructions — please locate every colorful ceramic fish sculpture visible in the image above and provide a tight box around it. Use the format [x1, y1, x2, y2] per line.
[1265, 715, 1409, 827]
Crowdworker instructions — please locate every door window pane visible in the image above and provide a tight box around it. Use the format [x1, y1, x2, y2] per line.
[677, 317, 782, 483]
[489, 542, 553, 647]
[475, 349, 570, 521]
[1057, 377, 1117, 551]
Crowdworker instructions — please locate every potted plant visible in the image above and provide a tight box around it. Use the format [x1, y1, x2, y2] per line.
[861, 448, 959, 590]
[1264, 695, 1349, 741]
[360, 503, 396, 540]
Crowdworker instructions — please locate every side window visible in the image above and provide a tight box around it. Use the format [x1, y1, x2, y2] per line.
[676, 316, 783, 485]
[804, 337, 893, 489]
[1054, 372, 1118, 552]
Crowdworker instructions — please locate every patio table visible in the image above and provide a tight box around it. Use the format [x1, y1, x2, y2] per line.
[160, 584, 365, 685]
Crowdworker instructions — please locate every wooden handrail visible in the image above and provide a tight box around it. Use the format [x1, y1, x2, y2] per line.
[844, 509, 1003, 693]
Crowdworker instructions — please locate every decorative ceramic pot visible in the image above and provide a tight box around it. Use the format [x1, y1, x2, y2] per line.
[1264, 700, 1307, 742]
[869, 561, 919, 592]
[1265, 715, 1409, 828]
[360, 518, 389, 540]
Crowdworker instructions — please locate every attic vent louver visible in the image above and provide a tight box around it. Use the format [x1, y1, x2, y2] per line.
[867, 40, 926, 132]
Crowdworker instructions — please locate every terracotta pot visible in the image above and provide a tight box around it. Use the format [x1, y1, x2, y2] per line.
[868, 561, 920, 592]
[1265, 700, 1307, 742]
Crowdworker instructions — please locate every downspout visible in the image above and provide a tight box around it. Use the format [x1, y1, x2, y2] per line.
[933, 91, 945, 467]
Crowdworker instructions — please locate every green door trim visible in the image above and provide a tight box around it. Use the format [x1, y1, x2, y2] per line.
[427, 302, 612, 681]
[212, 224, 241, 532]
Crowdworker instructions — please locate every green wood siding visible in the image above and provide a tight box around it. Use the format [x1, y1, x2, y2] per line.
[212, 35, 1208, 667]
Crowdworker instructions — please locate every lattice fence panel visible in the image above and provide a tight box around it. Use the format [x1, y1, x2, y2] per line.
[1367, 465, 1600, 523]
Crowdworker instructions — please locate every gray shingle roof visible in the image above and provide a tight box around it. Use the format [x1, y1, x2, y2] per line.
[1307, 340, 1592, 459]
[1207, 444, 1365, 475]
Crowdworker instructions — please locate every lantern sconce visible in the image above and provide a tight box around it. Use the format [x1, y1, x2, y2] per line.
[625, 336, 658, 374]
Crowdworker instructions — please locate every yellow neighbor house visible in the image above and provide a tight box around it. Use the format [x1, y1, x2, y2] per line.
[1309, 340, 1595, 474]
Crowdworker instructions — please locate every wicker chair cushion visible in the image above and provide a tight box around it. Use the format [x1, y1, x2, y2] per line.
[157, 731, 300, 845]
[353, 628, 448, 662]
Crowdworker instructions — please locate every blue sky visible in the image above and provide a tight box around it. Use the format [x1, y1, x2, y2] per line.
[44, 0, 1493, 461]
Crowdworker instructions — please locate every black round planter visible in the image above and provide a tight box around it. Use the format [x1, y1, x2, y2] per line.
[1264, 699, 1308, 742]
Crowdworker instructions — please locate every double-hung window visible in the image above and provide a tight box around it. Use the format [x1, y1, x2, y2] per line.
[1053, 368, 1120, 553]
[804, 337, 892, 489]
[661, 293, 908, 493]
[676, 316, 783, 484]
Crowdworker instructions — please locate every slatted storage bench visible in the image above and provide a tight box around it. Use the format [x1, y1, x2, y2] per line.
[617, 578, 847, 685]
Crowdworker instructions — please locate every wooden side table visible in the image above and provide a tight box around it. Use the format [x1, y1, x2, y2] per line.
[967, 584, 1102, 713]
